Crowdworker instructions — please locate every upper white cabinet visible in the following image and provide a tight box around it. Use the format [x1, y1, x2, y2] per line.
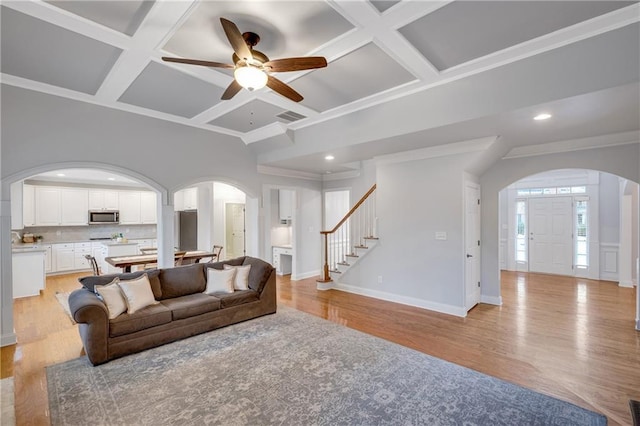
[174, 187, 197, 211]
[35, 187, 89, 226]
[119, 191, 141, 224]
[23, 184, 35, 227]
[89, 190, 119, 210]
[60, 188, 89, 225]
[35, 187, 62, 225]
[140, 192, 157, 224]
[279, 189, 294, 221]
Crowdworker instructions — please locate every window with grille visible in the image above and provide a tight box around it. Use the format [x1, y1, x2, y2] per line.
[575, 200, 588, 268]
[515, 200, 527, 262]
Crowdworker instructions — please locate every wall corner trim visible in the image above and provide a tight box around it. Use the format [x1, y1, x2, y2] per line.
[1, 333, 17, 347]
[480, 295, 503, 306]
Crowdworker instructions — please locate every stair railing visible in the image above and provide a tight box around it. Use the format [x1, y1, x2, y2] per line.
[319, 184, 377, 283]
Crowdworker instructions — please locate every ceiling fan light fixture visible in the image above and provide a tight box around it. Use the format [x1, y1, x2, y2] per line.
[234, 66, 267, 91]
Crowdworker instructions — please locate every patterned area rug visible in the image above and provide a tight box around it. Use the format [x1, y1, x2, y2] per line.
[46, 307, 606, 425]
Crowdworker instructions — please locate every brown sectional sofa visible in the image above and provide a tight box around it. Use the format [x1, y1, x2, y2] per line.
[68, 256, 276, 365]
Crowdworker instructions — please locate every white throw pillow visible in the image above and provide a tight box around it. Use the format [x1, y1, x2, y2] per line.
[223, 264, 251, 290]
[118, 274, 158, 314]
[204, 268, 236, 294]
[95, 278, 127, 320]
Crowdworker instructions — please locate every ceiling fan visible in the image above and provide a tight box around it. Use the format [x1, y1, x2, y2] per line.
[162, 18, 327, 102]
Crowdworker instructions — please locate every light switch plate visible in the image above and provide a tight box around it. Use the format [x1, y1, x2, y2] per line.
[435, 231, 447, 240]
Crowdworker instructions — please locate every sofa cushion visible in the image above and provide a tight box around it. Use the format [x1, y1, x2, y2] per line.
[158, 263, 206, 300]
[223, 264, 251, 290]
[109, 303, 172, 337]
[80, 269, 162, 299]
[204, 267, 235, 294]
[160, 293, 221, 320]
[205, 256, 273, 293]
[94, 278, 127, 320]
[213, 289, 260, 308]
[118, 274, 159, 314]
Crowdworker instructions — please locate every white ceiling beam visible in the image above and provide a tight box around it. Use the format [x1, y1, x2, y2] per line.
[95, 1, 200, 101]
[3, 0, 130, 49]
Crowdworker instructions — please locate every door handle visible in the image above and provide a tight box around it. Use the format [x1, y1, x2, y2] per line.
[466, 254, 473, 258]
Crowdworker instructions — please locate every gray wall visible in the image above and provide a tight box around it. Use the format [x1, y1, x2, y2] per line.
[599, 172, 621, 243]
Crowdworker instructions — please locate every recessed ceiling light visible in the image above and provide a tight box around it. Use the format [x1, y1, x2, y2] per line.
[107, 177, 116, 181]
[56, 173, 65, 177]
[533, 113, 552, 121]
[325, 155, 335, 161]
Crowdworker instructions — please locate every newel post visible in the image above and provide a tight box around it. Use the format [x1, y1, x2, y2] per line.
[319, 231, 331, 283]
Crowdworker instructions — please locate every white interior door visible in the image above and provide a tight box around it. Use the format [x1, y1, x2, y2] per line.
[225, 203, 245, 259]
[529, 197, 573, 275]
[465, 183, 481, 311]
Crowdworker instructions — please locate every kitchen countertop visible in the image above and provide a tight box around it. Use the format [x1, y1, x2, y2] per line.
[12, 245, 48, 253]
[101, 241, 139, 246]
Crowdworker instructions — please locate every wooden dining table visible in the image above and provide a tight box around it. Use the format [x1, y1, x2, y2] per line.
[105, 250, 216, 273]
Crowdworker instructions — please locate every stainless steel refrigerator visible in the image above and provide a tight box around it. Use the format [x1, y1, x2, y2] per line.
[177, 210, 197, 251]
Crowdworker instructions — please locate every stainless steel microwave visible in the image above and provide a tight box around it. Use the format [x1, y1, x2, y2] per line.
[89, 211, 119, 225]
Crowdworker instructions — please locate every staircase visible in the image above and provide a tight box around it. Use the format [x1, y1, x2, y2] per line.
[317, 184, 378, 290]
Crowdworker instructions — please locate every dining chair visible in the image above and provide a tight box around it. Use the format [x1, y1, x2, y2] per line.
[84, 254, 100, 276]
[140, 247, 158, 270]
[174, 251, 187, 267]
[207, 245, 223, 263]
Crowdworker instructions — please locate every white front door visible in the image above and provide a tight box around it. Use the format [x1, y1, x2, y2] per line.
[465, 183, 481, 311]
[529, 197, 573, 276]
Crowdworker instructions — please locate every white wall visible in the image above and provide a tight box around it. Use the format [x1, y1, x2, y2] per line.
[212, 182, 246, 259]
[331, 152, 476, 317]
[293, 188, 322, 280]
[600, 173, 621, 243]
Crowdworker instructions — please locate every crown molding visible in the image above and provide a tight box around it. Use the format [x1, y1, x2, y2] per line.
[375, 136, 498, 166]
[503, 131, 640, 159]
[322, 170, 361, 182]
[257, 165, 321, 181]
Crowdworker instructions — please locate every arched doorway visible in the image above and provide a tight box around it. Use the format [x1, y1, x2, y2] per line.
[1, 163, 167, 346]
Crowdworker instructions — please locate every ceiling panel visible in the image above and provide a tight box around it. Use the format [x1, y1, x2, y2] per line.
[0, 6, 122, 95]
[163, 1, 354, 64]
[46, 1, 155, 36]
[292, 43, 415, 111]
[118, 61, 223, 118]
[400, 1, 635, 71]
[370, 1, 401, 14]
[209, 100, 285, 133]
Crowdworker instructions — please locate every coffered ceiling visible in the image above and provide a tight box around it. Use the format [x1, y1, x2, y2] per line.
[1, 1, 639, 177]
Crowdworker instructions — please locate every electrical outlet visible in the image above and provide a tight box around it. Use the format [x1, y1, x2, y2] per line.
[378, 275, 382, 284]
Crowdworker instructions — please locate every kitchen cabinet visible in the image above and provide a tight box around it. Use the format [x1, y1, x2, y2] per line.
[272, 246, 293, 275]
[34, 187, 88, 226]
[91, 243, 105, 273]
[119, 191, 141, 224]
[60, 188, 89, 225]
[43, 244, 53, 273]
[279, 190, 294, 221]
[130, 238, 157, 254]
[35, 187, 62, 225]
[73, 242, 92, 270]
[140, 192, 157, 224]
[174, 187, 197, 211]
[89, 190, 119, 210]
[10, 181, 23, 230]
[101, 242, 139, 274]
[12, 249, 46, 298]
[53, 243, 75, 271]
[23, 184, 35, 227]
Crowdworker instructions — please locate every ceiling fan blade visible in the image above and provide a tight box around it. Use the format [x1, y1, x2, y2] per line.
[263, 57, 327, 73]
[221, 80, 243, 100]
[266, 75, 303, 102]
[162, 57, 234, 69]
[220, 18, 252, 61]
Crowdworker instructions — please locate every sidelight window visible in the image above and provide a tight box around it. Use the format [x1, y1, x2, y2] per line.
[515, 200, 527, 262]
[575, 200, 588, 268]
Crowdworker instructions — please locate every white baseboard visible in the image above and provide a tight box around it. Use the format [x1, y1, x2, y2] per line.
[1, 333, 16, 347]
[618, 280, 634, 288]
[292, 269, 320, 281]
[480, 295, 503, 306]
[333, 282, 467, 317]
[636, 319, 640, 331]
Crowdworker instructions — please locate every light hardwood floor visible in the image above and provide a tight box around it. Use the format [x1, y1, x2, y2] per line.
[1, 271, 638, 425]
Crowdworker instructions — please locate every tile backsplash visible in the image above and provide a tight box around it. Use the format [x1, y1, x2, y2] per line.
[20, 224, 157, 243]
